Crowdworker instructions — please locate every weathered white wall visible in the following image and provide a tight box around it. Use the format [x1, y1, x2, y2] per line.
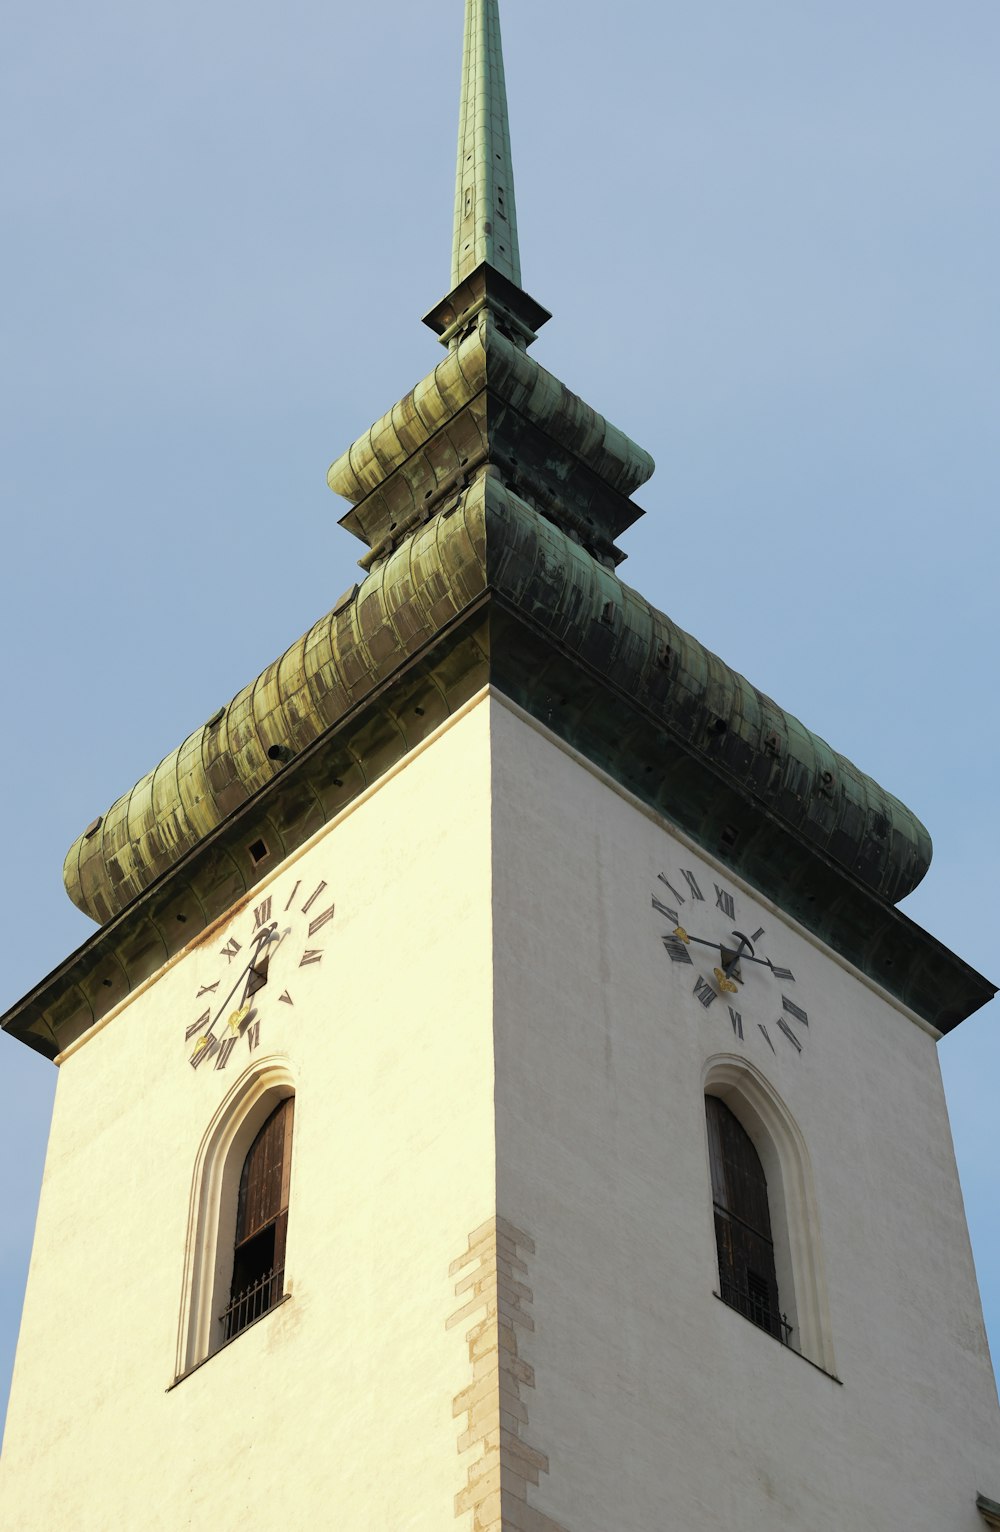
[3, 690, 998, 1531]
[0, 695, 497, 1531]
[490, 697, 1000, 1532]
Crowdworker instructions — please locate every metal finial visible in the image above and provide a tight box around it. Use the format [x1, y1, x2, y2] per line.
[452, 0, 522, 288]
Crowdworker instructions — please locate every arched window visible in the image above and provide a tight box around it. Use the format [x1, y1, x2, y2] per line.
[702, 1060, 836, 1375]
[706, 1094, 788, 1344]
[175, 1063, 296, 1381]
[222, 1097, 294, 1341]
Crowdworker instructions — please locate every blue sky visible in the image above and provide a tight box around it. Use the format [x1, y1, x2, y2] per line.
[1, 0, 997, 1431]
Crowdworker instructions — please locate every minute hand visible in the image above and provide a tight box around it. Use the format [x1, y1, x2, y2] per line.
[679, 929, 772, 969]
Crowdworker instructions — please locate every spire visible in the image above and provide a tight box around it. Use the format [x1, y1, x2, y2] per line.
[425, 0, 548, 348]
[452, 0, 521, 288]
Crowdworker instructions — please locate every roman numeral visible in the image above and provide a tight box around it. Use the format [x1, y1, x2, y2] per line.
[301, 880, 328, 915]
[299, 949, 323, 967]
[769, 962, 795, 982]
[777, 1017, 803, 1053]
[253, 897, 273, 929]
[278, 990, 294, 1006]
[729, 1007, 744, 1041]
[693, 976, 717, 1008]
[662, 934, 693, 964]
[657, 872, 685, 906]
[652, 895, 679, 925]
[214, 1036, 238, 1070]
[220, 938, 242, 963]
[714, 885, 735, 919]
[196, 982, 220, 998]
[758, 1023, 775, 1054]
[782, 995, 808, 1026]
[308, 903, 335, 938]
[751, 927, 765, 943]
[190, 1035, 219, 1069]
[246, 1019, 261, 1053]
[284, 880, 301, 911]
[185, 1009, 212, 1041]
[681, 870, 704, 901]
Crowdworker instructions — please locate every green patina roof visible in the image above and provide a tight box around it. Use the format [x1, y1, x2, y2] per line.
[63, 468, 933, 928]
[3, 0, 994, 1062]
[64, 274, 931, 931]
[453, 0, 521, 289]
[9, 478, 990, 1060]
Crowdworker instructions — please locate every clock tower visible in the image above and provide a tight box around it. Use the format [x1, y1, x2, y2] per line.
[2, 3, 998, 1529]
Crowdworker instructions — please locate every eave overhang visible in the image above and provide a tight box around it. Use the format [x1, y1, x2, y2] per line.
[7, 481, 993, 1062]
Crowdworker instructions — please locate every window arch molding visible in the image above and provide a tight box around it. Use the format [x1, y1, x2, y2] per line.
[175, 1055, 296, 1380]
[703, 1053, 836, 1375]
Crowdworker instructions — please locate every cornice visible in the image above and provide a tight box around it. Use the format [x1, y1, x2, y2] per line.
[9, 480, 990, 1063]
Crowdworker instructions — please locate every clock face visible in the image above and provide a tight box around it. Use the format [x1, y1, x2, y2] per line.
[184, 873, 335, 1072]
[651, 862, 809, 1057]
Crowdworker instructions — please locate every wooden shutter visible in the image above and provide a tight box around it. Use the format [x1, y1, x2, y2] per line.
[224, 1097, 294, 1340]
[236, 1097, 294, 1244]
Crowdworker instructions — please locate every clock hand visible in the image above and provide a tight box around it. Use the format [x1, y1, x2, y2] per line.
[674, 930, 722, 954]
[673, 924, 776, 976]
[233, 924, 291, 1009]
[190, 927, 277, 1061]
[720, 930, 755, 974]
[203, 925, 277, 1040]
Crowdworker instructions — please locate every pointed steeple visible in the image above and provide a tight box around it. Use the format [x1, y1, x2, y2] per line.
[45, 0, 962, 1074]
[425, 0, 549, 349]
[452, 0, 521, 288]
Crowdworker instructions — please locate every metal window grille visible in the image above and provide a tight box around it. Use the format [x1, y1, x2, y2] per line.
[221, 1264, 284, 1342]
[720, 1273, 793, 1347]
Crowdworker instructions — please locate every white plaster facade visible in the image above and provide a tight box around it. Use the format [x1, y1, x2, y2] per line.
[1, 691, 997, 1529]
[489, 697, 1000, 1531]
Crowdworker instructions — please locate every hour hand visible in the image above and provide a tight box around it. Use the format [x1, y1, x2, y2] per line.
[672, 927, 720, 954]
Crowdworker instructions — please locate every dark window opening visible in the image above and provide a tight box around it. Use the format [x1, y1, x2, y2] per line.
[221, 1097, 293, 1342]
[706, 1094, 790, 1345]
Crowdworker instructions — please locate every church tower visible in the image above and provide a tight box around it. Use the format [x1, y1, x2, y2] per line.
[2, 4, 998, 1528]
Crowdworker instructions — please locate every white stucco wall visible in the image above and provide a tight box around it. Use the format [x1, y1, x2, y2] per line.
[490, 696, 1000, 1532]
[0, 695, 497, 1531]
[2, 690, 997, 1531]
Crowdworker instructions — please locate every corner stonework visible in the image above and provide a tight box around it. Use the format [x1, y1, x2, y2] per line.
[448, 1217, 569, 1532]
